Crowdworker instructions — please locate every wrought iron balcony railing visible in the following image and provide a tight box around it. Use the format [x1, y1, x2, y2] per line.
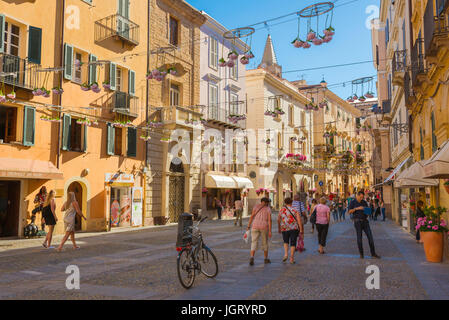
[0, 53, 40, 90]
[112, 91, 139, 117]
[95, 14, 140, 46]
[392, 50, 407, 73]
[205, 104, 247, 129]
[411, 38, 427, 86]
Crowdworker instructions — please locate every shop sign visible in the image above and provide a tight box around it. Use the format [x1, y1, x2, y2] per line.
[132, 187, 143, 227]
[105, 173, 134, 186]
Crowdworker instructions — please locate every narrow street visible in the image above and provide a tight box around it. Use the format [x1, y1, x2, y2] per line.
[0, 216, 447, 300]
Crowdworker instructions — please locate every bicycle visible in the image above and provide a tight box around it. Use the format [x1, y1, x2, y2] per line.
[176, 217, 219, 289]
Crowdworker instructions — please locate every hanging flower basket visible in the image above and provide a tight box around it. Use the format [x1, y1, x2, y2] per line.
[227, 60, 235, 68]
[167, 67, 178, 76]
[265, 138, 271, 145]
[352, 94, 358, 100]
[302, 42, 312, 49]
[0, 92, 6, 103]
[160, 137, 170, 143]
[244, 51, 255, 59]
[312, 38, 323, 46]
[307, 30, 316, 41]
[113, 120, 132, 128]
[140, 135, 151, 141]
[7, 91, 16, 100]
[40, 115, 61, 123]
[358, 95, 366, 102]
[152, 69, 161, 77]
[43, 89, 51, 98]
[228, 50, 239, 61]
[292, 37, 305, 48]
[219, 58, 227, 67]
[240, 56, 250, 65]
[347, 96, 354, 103]
[365, 92, 374, 98]
[324, 26, 335, 36]
[322, 35, 333, 43]
[148, 121, 164, 128]
[52, 87, 64, 95]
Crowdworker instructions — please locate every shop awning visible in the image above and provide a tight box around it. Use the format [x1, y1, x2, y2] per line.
[205, 174, 237, 189]
[0, 158, 63, 180]
[232, 176, 254, 189]
[394, 160, 439, 189]
[423, 139, 449, 179]
[382, 156, 410, 185]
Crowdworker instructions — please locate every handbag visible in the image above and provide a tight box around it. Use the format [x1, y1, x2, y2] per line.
[284, 206, 304, 253]
[310, 208, 317, 224]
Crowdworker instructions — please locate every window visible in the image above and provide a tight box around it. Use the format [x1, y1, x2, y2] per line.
[114, 127, 122, 155]
[170, 83, 180, 106]
[288, 104, 294, 126]
[300, 111, 305, 127]
[289, 139, 295, 154]
[116, 68, 122, 92]
[230, 93, 238, 115]
[209, 37, 218, 69]
[62, 114, 87, 152]
[74, 52, 82, 83]
[420, 127, 425, 160]
[106, 123, 127, 156]
[431, 111, 437, 152]
[0, 106, 17, 143]
[208, 84, 218, 119]
[4, 22, 20, 56]
[169, 17, 179, 47]
[230, 60, 238, 80]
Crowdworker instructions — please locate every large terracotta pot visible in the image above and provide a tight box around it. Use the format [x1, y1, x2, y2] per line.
[421, 231, 444, 263]
[444, 185, 449, 195]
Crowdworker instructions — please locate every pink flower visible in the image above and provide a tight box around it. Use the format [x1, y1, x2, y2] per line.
[428, 225, 432, 228]
[307, 32, 316, 41]
[432, 226, 439, 230]
[302, 42, 311, 49]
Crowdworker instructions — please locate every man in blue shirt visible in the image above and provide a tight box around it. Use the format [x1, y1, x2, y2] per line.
[348, 191, 381, 259]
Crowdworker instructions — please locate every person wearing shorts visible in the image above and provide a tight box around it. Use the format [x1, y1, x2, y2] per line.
[278, 197, 304, 264]
[247, 198, 272, 266]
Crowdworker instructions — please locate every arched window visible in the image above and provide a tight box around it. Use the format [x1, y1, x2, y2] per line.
[431, 111, 437, 153]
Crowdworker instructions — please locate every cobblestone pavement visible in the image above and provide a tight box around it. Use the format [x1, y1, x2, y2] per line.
[0, 216, 448, 300]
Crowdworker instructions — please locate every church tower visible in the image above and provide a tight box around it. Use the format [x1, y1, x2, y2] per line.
[258, 34, 282, 78]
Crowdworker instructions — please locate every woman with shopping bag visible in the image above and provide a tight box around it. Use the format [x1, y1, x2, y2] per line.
[278, 198, 304, 264]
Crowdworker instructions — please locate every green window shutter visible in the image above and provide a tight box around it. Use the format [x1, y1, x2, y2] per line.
[83, 124, 88, 152]
[107, 123, 115, 156]
[89, 54, 97, 85]
[128, 70, 135, 96]
[118, 0, 129, 18]
[0, 15, 5, 53]
[62, 114, 71, 151]
[110, 63, 117, 91]
[28, 26, 42, 65]
[64, 44, 74, 80]
[127, 127, 137, 157]
[23, 106, 36, 146]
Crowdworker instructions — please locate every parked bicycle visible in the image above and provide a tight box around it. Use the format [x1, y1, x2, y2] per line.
[176, 217, 218, 289]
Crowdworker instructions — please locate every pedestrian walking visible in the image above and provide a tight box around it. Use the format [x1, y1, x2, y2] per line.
[292, 194, 307, 251]
[214, 197, 223, 220]
[278, 198, 304, 264]
[56, 192, 86, 252]
[315, 197, 331, 254]
[380, 199, 386, 221]
[337, 197, 345, 220]
[348, 191, 381, 259]
[331, 201, 339, 222]
[33, 186, 48, 231]
[42, 190, 58, 249]
[415, 200, 425, 243]
[309, 199, 318, 234]
[374, 199, 381, 221]
[234, 198, 243, 227]
[246, 198, 272, 265]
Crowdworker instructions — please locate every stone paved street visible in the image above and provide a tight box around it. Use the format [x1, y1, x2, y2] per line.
[0, 216, 448, 300]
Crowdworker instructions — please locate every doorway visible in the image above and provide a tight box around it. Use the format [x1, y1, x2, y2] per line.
[168, 158, 185, 223]
[68, 181, 83, 231]
[0, 181, 20, 237]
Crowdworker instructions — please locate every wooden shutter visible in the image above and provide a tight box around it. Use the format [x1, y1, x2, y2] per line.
[62, 114, 71, 150]
[110, 63, 117, 91]
[89, 54, 97, 84]
[23, 106, 36, 146]
[107, 123, 115, 156]
[0, 15, 5, 53]
[28, 26, 42, 65]
[128, 70, 135, 96]
[127, 127, 137, 157]
[83, 124, 88, 152]
[64, 44, 74, 80]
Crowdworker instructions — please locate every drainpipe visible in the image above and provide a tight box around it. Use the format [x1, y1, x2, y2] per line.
[57, 0, 66, 169]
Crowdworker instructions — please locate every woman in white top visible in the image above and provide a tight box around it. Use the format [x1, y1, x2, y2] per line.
[56, 192, 86, 251]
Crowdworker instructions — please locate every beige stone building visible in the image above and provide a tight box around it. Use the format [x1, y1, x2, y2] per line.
[145, 0, 206, 225]
[246, 35, 314, 211]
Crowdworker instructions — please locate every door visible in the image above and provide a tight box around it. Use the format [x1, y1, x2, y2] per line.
[117, 0, 130, 39]
[169, 175, 185, 223]
[68, 182, 83, 231]
[0, 181, 20, 237]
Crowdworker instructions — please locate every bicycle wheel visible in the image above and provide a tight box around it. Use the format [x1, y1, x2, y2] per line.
[177, 248, 196, 289]
[198, 246, 218, 278]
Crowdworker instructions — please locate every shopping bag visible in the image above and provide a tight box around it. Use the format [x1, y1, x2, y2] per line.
[243, 230, 250, 243]
[296, 233, 305, 252]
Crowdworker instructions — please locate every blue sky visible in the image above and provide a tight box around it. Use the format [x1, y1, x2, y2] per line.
[188, 0, 380, 98]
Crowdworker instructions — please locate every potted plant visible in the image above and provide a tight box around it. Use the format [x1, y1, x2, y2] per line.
[43, 89, 51, 98]
[146, 73, 153, 80]
[103, 81, 111, 90]
[7, 90, 16, 100]
[90, 82, 101, 93]
[416, 206, 448, 263]
[52, 87, 64, 95]
[410, 200, 416, 211]
[81, 83, 90, 91]
[240, 56, 250, 65]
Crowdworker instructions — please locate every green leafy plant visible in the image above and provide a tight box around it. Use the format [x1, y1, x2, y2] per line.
[416, 206, 448, 233]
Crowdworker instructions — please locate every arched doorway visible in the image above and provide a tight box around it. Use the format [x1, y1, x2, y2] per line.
[169, 158, 185, 223]
[68, 181, 83, 231]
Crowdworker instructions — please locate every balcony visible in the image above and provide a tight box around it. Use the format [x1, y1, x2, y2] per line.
[161, 105, 204, 129]
[411, 38, 428, 88]
[392, 50, 407, 86]
[0, 53, 40, 91]
[95, 14, 140, 46]
[205, 104, 247, 129]
[112, 92, 139, 117]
